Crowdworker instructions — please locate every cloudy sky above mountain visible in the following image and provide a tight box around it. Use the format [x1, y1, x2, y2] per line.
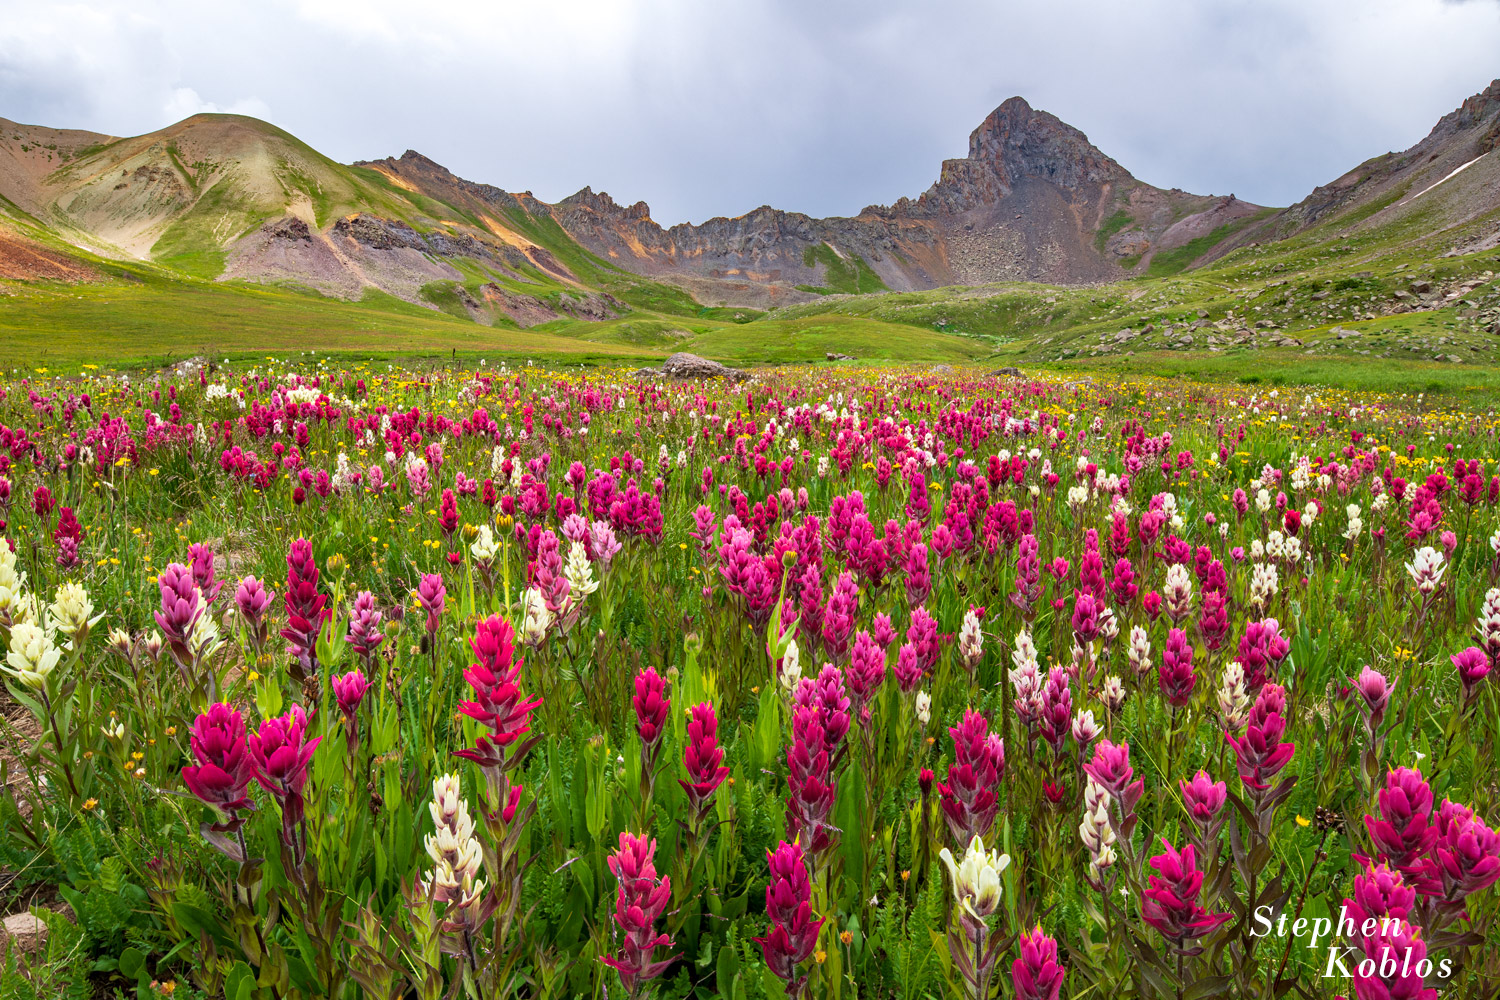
[3, 0, 1498, 225]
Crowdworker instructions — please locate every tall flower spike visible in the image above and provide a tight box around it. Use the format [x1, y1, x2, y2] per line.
[155, 563, 205, 668]
[420, 773, 494, 943]
[417, 573, 446, 637]
[344, 590, 385, 667]
[1352, 665, 1394, 733]
[1159, 628, 1196, 707]
[281, 538, 329, 680]
[1083, 739, 1145, 815]
[1224, 683, 1295, 795]
[680, 702, 729, 821]
[599, 833, 677, 996]
[181, 703, 256, 834]
[233, 575, 275, 650]
[754, 841, 824, 1000]
[1141, 837, 1231, 954]
[938, 708, 1005, 844]
[248, 705, 321, 867]
[1012, 925, 1066, 1000]
[332, 669, 370, 754]
[453, 615, 543, 774]
[633, 666, 670, 777]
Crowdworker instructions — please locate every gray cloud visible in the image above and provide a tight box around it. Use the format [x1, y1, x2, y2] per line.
[2, 0, 1498, 224]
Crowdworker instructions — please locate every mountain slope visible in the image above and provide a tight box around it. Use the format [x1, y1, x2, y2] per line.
[1204, 79, 1500, 264]
[0, 114, 648, 323]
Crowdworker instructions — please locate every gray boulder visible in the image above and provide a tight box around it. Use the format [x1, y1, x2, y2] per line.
[648, 352, 750, 382]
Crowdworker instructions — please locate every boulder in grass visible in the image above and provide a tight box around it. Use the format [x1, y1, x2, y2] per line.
[659, 353, 749, 383]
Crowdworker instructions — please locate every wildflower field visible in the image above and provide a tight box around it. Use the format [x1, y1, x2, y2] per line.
[2, 359, 1499, 1000]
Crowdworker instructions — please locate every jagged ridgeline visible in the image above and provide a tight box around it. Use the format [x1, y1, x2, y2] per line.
[1, 80, 1497, 320]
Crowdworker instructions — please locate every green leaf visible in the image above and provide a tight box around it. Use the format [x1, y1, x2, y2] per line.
[225, 960, 255, 1000]
[1184, 975, 1233, 999]
[117, 946, 145, 980]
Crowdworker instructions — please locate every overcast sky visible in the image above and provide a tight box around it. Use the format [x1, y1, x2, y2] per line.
[3, 0, 1499, 226]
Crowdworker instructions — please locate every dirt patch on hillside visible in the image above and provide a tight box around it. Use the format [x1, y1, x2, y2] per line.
[0, 231, 94, 282]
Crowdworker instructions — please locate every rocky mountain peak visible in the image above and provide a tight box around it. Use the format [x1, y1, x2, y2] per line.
[396, 150, 454, 175]
[966, 96, 1128, 191]
[557, 186, 652, 221]
[1453, 79, 1500, 130]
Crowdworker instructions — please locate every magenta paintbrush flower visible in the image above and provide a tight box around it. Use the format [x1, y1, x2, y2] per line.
[1070, 591, 1101, 644]
[820, 570, 858, 663]
[1362, 766, 1439, 889]
[187, 542, 224, 605]
[233, 575, 274, 649]
[181, 702, 255, 830]
[1037, 666, 1073, 758]
[1082, 739, 1144, 813]
[680, 701, 728, 821]
[1224, 683, 1295, 795]
[937, 708, 1005, 844]
[343, 590, 384, 667]
[281, 538, 329, 678]
[893, 642, 923, 692]
[904, 541, 933, 607]
[154, 562, 205, 667]
[417, 572, 445, 637]
[784, 703, 838, 858]
[793, 664, 851, 754]
[1352, 665, 1395, 733]
[753, 840, 824, 999]
[1348, 918, 1437, 1000]
[1179, 769, 1227, 833]
[332, 669, 369, 715]
[598, 832, 676, 997]
[1432, 799, 1500, 912]
[453, 615, 542, 772]
[1012, 533, 1043, 617]
[1235, 618, 1291, 692]
[1012, 925, 1066, 1000]
[1343, 863, 1416, 954]
[907, 605, 940, 674]
[248, 704, 321, 866]
[332, 668, 369, 754]
[1140, 837, 1231, 954]
[1197, 589, 1229, 652]
[1159, 628, 1196, 707]
[633, 666, 670, 774]
[847, 630, 887, 728]
[1450, 645, 1490, 701]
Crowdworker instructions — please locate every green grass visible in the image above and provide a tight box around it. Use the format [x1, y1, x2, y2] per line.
[418, 281, 475, 322]
[1093, 209, 1133, 253]
[148, 178, 261, 279]
[685, 315, 985, 364]
[0, 268, 660, 369]
[1041, 350, 1500, 408]
[798, 243, 888, 295]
